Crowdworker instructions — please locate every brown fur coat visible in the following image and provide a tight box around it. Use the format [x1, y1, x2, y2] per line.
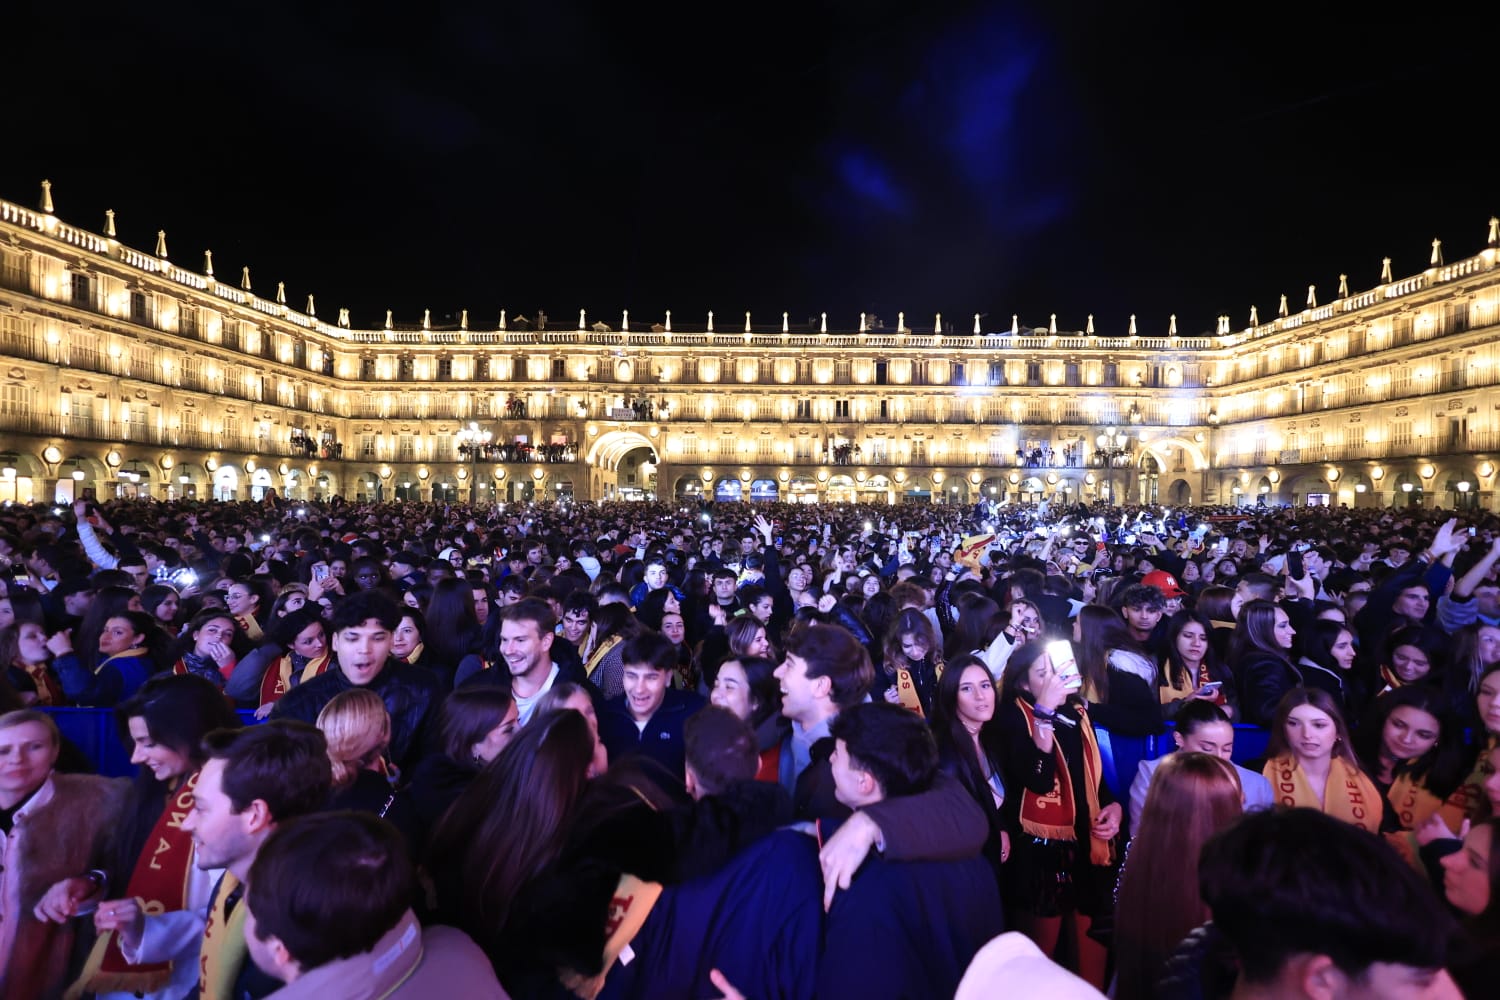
[0, 772, 130, 1000]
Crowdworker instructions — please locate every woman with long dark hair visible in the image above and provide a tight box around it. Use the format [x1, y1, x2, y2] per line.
[708, 655, 783, 781]
[241, 607, 331, 716]
[426, 709, 596, 991]
[1, 620, 65, 706]
[1230, 599, 1302, 728]
[995, 641, 1121, 989]
[423, 577, 487, 690]
[1373, 625, 1448, 697]
[1157, 609, 1235, 719]
[931, 653, 1010, 890]
[166, 609, 244, 690]
[1438, 816, 1500, 994]
[1071, 604, 1161, 737]
[1353, 686, 1471, 850]
[1261, 686, 1380, 833]
[1298, 618, 1360, 712]
[66, 674, 239, 999]
[1112, 752, 1243, 1000]
[406, 686, 520, 834]
[52, 610, 163, 707]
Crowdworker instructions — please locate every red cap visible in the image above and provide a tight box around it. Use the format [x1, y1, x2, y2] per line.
[1142, 569, 1186, 598]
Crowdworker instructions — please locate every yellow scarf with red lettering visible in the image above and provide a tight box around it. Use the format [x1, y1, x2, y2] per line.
[69, 773, 201, 997]
[1387, 771, 1443, 830]
[585, 634, 624, 688]
[199, 874, 248, 1000]
[1439, 734, 1497, 832]
[400, 642, 425, 666]
[1016, 699, 1112, 865]
[1262, 755, 1381, 833]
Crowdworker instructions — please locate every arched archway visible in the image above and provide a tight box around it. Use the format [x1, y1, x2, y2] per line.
[1137, 436, 1209, 472]
[674, 475, 703, 501]
[1167, 478, 1191, 505]
[586, 429, 657, 470]
[749, 479, 779, 502]
[715, 478, 744, 502]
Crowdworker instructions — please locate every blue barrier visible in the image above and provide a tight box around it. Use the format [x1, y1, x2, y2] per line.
[45, 707, 1274, 787]
[46, 707, 264, 778]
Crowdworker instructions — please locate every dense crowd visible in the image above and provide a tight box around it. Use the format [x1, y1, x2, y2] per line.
[2, 493, 1499, 999]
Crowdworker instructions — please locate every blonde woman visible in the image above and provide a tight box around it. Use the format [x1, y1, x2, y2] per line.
[315, 689, 418, 850]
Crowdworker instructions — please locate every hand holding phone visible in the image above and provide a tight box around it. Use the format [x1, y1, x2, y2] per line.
[1045, 639, 1083, 692]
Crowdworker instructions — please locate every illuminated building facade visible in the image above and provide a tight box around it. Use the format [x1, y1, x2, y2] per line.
[2, 183, 1499, 510]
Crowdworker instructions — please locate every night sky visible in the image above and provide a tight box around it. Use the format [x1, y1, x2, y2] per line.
[5, 1, 1493, 337]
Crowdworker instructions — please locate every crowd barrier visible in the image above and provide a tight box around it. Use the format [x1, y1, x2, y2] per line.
[46, 706, 1274, 788]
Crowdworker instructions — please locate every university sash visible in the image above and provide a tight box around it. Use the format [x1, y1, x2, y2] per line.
[400, 642, 425, 666]
[233, 613, 263, 643]
[100, 647, 150, 673]
[68, 772, 201, 997]
[16, 660, 65, 705]
[1438, 734, 1496, 832]
[199, 874, 249, 1000]
[1262, 755, 1381, 833]
[556, 873, 663, 1000]
[585, 634, 624, 688]
[1016, 700, 1112, 865]
[895, 659, 944, 717]
[1387, 771, 1443, 831]
[259, 651, 331, 706]
[1378, 665, 1406, 693]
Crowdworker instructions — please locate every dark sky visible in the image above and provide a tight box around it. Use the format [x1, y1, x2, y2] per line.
[5, 1, 1493, 337]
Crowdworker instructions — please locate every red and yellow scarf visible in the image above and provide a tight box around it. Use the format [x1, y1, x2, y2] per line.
[1263, 755, 1381, 833]
[557, 873, 663, 1000]
[233, 613, 263, 643]
[68, 772, 201, 997]
[1016, 699, 1112, 865]
[15, 659, 65, 705]
[259, 650, 331, 706]
[399, 642, 425, 666]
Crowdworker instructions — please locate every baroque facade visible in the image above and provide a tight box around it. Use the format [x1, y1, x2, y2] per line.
[2, 183, 1499, 510]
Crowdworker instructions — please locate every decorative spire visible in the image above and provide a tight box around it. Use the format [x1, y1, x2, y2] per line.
[973, 313, 981, 335]
[460, 309, 468, 330]
[422, 309, 430, 330]
[338, 308, 350, 328]
[1381, 257, 1393, 282]
[1128, 314, 1137, 336]
[1306, 285, 1316, 308]
[384, 309, 393, 330]
[897, 311, 905, 332]
[621, 310, 629, 332]
[1249, 305, 1260, 327]
[277, 281, 287, 305]
[782, 311, 789, 333]
[707, 310, 714, 332]
[821, 312, 828, 333]
[499, 310, 507, 330]
[104, 210, 116, 238]
[935, 313, 943, 334]
[860, 312, 867, 332]
[1169, 314, 1178, 336]
[1086, 314, 1095, 335]
[241, 266, 252, 291]
[1216, 315, 1227, 335]
[39, 179, 54, 214]
[1277, 294, 1289, 318]
[578, 309, 586, 331]
[1489, 217, 1498, 247]
[1048, 313, 1057, 335]
[306, 295, 316, 317]
[155, 230, 168, 258]
[745, 311, 751, 333]
[204, 250, 214, 277]
[1338, 273, 1349, 297]
[664, 310, 671, 332]
[1431, 238, 1443, 266]
[1011, 315, 1019, 335]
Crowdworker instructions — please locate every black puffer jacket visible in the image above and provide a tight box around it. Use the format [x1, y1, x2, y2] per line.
[1155, 921, 1238, 1000]
[271, 658, 440, 770]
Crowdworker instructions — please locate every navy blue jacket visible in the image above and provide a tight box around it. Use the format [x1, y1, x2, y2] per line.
[598, 688, 706, 784]
[817, 847, 1005, 1000]
[598, 829, 822, 1000]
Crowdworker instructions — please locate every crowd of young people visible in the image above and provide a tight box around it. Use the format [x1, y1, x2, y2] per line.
[1, 492, 1498, 998]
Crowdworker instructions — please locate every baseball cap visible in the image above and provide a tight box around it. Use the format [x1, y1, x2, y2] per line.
[1141, 569, 1186, 598]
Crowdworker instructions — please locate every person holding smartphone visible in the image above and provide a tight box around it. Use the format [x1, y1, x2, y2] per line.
[994, 640, 1122, 991]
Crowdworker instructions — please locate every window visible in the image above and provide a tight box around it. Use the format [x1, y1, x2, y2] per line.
[293, 339, 307, 369]
[552, 357, 566, 380]
[1026, 362, 1041, 385]
[360, 357, 376, 380]
[361, 434, 377, 458]
[179, 307, 199, 336]
[71, 272, 94, 309]
[0, 384, 34, 415]
[875, 361, 888, 385]
[130, 291, 151, 324]
[952, 363, 966, 386]
[398, 357, 414, 381]
[989, 361, 1006, 386]
[834, 399, 851, 419]
[879, 399, 889, 420]
[795, 398, 812, 419]
[438, 356, 454, 381]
